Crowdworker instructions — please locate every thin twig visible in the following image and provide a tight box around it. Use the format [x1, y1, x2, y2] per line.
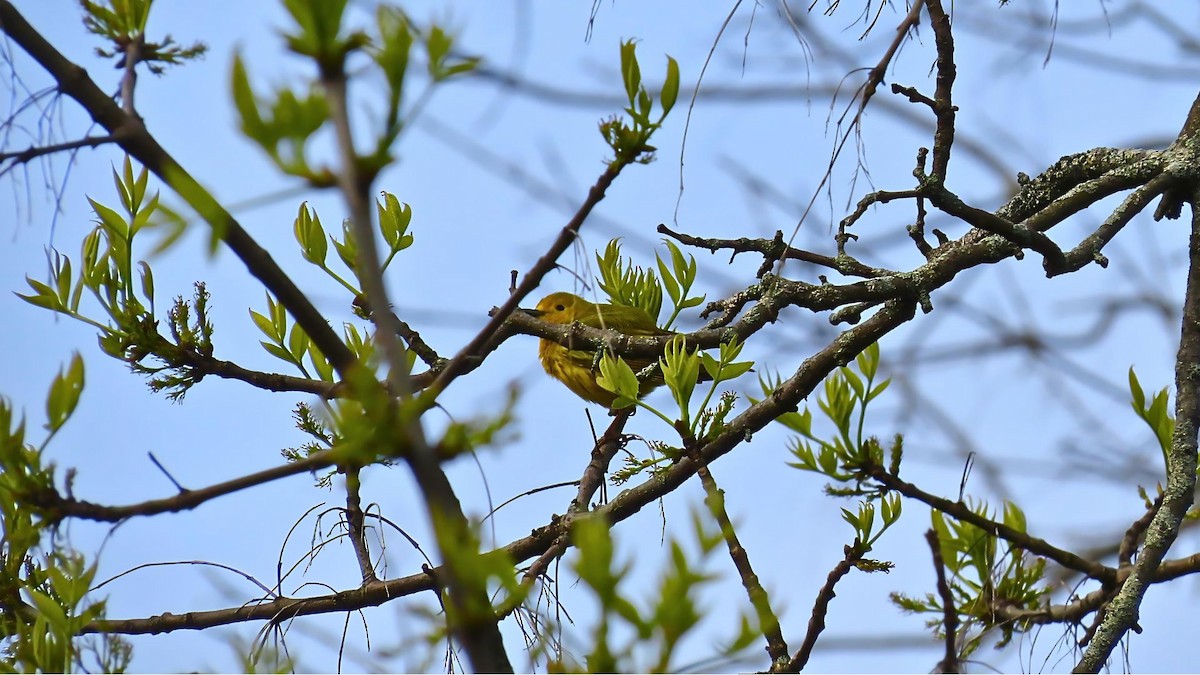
[342, 468, 378, 585]
[926, 529, 960, 673]
[697, 464, 789, 669]
[785, 544, 864, 673]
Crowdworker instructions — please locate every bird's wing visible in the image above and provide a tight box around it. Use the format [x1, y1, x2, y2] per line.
[574, 303, 670, 336]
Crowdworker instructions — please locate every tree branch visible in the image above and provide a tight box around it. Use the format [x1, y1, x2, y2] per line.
[1075, 187, 1200, 672]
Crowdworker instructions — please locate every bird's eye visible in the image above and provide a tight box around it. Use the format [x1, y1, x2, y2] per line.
[555, 304, 565, 311]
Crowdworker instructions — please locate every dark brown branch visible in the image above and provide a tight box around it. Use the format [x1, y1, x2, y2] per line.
[0, 134, 116, 170]
[784, 544, 865, 673]
[659, 224, 886, 280]
[697, 465, 789, 669]
[1118, 496, 1162, 568]
[343, 468, 377, 585]
[515, 413, 631, 594]
[925, 0, 957, 181]
[1049, 173, 1175, 276]
[926, 529, 960, 674]
[31, 450, 337, 523]
[422, 157, 636, 404]
[166, 347, 336, 396]
[393, 313, 444, 369]
[929, 187, 1066, 267]
[867, 467, 1116, 583]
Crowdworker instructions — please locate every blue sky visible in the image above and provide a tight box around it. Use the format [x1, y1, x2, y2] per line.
[3, 1, 1200, 671]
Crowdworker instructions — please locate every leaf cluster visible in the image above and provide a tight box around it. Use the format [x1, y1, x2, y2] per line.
[893, 502, 1048, 657]
[0, 382, 130, 673]
[597, 336, 752, 439]
[599, 41, 680, 167]
[17, 160, 214, 401]
[233, 2, 477, 186]
[81, 0, 207, 73]
[758, 343, 897, 492]
[562, 515, 756, 673]
[595, 239, 704, 331]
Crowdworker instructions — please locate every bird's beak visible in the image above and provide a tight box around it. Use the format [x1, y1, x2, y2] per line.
[521, 308, 544, 318]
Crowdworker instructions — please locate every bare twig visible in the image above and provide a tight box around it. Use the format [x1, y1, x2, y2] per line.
[926, 529, 960, 674]
[31, 450, 338, 523]
[0, 134, 116, 172]
[697, 465, 789, 668]
[342, 468, 378, 585]
[785, 544, 864, 673]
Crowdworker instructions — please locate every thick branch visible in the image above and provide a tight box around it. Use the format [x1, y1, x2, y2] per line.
[1074, 192, 1200, 672]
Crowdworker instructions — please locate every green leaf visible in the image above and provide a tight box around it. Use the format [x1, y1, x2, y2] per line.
[660, 55, 680, 115]
[716, 361, 754, 382]
[46, 352, 85, 433]
[288, 324, 310, 362]
[262, 341, 297, 366]
[132, 158, 149, 211]
[27, 589, 68, 634]
[661, 335, 700, 420]
[1002, 500, 1027, 533]
[88, 198, 129, 242]
[841, 366, 865, 399]
[269, 293, 286, 337]
[597, 353, 640, 408]
[138, 261, 155, 308]
[656, 253, 681, 304]
[53, 254, 72, 305]
[1129, 367, 1145, 411]
[293, 202, 328, 266]
[249, 309, 278, 341]
[332, 220, 359, 271]
[377, 192, 413, 251]
[619, 40, 642, 105]
[665, 239, 695, 288]
[857, 342, 880, 380]
[865, 378, 891, 403]
[308, 342, 334, 382]
[426, 25, 451, 75]
[18, 277, 64, 312]
[231, 54, 266, 141]
[372, 6, 413, 95]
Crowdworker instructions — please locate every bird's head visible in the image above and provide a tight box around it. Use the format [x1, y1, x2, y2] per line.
[525, 292, 595, 325]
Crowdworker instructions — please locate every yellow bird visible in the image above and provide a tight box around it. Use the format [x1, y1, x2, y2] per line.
[525, 291, 676, 407]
